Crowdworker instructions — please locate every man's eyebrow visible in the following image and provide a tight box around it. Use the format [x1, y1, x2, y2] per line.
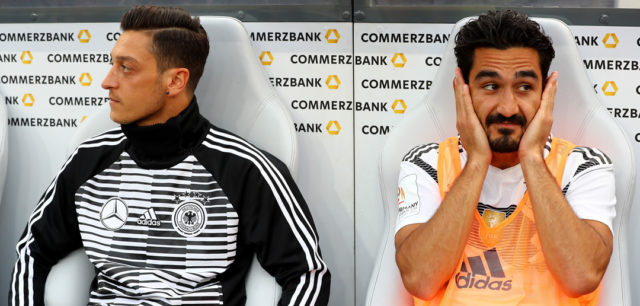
[112, 55, 139, 64]
[515, 70, 539, 80]
[474, 70, 499, 80]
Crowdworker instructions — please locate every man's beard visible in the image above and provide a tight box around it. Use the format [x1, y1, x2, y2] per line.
[489, 130, 520, 153]
[485, 113, 527, 153]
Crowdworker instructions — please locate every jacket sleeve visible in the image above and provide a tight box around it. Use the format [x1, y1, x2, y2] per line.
[9, 152, 85, 306]
[240, 152, 330, 306]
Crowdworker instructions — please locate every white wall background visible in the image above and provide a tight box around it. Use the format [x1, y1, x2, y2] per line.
[0, 20, 638, 306]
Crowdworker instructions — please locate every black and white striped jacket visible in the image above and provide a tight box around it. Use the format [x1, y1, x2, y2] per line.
[10, 100, 330, 306]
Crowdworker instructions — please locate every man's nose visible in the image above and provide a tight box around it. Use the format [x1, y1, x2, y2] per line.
[496, 88, 518, 117]
[101, 65, 117, 90]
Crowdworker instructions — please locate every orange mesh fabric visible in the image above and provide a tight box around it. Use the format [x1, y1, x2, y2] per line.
[413, 137, 600, 306]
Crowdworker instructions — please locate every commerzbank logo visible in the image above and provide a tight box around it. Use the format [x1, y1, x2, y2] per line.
[20, 51, 33, 64]
[392, 99, 407, 114]
[602, 81, 618, 96]
[259, 51, 273, 65]
[455, 249, 512, 291]
[391, 53, 407, 68]
[77, 29, 91, 43]
[22, 93, 34, 107]
[79, 73, 92, 86]
[326, 75, 340, 89]
[326, 120, 341, 135]
[325, 29, 340, 43]
[602, 33, 618, 48]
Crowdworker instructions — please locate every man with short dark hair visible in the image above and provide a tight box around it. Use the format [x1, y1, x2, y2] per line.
[395, 11, 614, 305]
[10, 6, 329, 305]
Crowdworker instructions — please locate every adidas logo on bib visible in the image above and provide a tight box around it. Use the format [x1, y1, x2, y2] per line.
[455, 248, 512, 291]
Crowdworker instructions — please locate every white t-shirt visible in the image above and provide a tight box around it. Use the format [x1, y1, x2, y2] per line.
[395, 136, 616, 234]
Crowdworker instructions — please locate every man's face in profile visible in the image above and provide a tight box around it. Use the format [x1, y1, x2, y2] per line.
[101, 30, 167, 126]
[467, 47, 545, 153]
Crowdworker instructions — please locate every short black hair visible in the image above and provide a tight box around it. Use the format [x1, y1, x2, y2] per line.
[121, 5, 209, 93]
[454, 10, 555, 84]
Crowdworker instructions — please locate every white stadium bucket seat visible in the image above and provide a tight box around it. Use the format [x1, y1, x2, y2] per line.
[44, 16, 295, 306]
[365, 16, 634, 306]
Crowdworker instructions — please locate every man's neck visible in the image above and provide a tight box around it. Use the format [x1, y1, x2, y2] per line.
[121, 97, 208, 168]
[490, 151, 520, 169]
[170, 92, 193, 117]
[135, 92, 193, 127]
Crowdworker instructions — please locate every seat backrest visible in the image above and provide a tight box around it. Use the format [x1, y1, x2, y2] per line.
[0, 102, 8, 206]
[0, 101, 8, 213]
[365, 17, 634, 306]
[44, 16, 295, 306]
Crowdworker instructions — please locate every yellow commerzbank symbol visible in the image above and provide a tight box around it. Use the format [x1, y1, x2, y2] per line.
[602, 33, 618, 48]
[325, 29, 340, 43]
[326, 120, 341, 135]
[259, 51, 273, 65]
[22, 93, 34, 107]
[392, 99, 407, 114]
[391, 53, 407, 68]
[602, 81, 618, 96]
[326, 75, 340, 89]
[78, 29, 91, 43]
[20, 51, 33, 64]
[81, 115, 88, 123]
[79, 73, 93, 86]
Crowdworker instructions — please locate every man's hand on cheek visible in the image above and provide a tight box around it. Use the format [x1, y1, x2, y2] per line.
[454, 67, 491, 167]
[519, 71, 558, 162]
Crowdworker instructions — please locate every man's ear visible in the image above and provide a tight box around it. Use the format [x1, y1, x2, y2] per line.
[165, 68, 190, 96]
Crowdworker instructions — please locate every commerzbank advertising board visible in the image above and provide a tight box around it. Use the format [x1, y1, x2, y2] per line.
[0, 20, 639, 306]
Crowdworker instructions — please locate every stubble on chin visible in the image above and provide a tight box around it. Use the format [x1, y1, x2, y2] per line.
[488, 129, 521, 153]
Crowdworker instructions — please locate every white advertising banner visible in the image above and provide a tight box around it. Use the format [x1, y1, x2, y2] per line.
[571, 26, 640, 306]
[0, 22, 118, 306]
[242, 22, 355, 306]
[353, 22, 454, 301]
[0, 20, 639, 306]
